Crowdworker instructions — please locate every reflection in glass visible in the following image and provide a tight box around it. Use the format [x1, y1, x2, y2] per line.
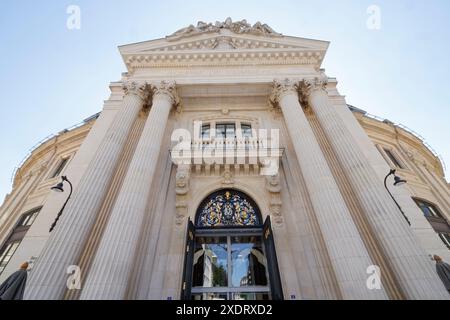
[201, 124, 210, 139]
[193, 237, 228, 287]
[241, 124, 252, 138]
[190, 234, 271, 300]
[216, 123, 236, 139]
[230, 292, 270, 300]
[192, 293, 228, 300]
[231, 236, 268, 287]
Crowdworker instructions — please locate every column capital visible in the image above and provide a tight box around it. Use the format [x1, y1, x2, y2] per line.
[298, 77, 328, 106]
[269, 78, 300, 107]
[122, 80, 151, 102]
[151, 80, 180, 108]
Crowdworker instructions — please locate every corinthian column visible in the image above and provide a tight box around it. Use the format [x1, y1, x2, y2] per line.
[300, 77, 450, 299]
[24, 81, 151, 300]
[79, 81, 179, 300]
[270, 79, 387, 299]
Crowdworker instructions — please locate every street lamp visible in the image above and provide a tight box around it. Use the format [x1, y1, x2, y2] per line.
[384, 169, 410, 226]
[49, 176, 73, 232]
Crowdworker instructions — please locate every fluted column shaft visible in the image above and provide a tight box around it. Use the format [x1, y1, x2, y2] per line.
[271, 80, 387, 299]
[79, 81, 179, 300]
[24, 82, 150, 300]
[302, 78, 449, 299]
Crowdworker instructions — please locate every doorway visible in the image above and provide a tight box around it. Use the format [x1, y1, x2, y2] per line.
[180, 189, 283, 300]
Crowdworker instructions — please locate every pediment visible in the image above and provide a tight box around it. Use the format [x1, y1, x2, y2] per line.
[143, 35, 312, 52]
[119, 19, 329, 71]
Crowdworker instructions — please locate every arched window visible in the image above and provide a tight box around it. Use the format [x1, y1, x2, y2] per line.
[196, 189, 262, 228]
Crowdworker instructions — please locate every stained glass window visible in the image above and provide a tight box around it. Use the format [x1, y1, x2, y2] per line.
[196, 190, 261, 227]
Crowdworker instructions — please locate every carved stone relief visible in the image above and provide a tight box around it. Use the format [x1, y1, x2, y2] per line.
[167, 18, 282, 41]
[175, 164, 191, 225]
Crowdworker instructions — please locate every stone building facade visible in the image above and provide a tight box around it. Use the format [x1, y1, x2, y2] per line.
[0, 19, 449, 300]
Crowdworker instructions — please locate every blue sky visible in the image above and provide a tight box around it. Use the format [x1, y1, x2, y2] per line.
[1, 0, 449, 201]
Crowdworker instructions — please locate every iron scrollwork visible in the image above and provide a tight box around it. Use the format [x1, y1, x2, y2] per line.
[196, 190, 261, 227]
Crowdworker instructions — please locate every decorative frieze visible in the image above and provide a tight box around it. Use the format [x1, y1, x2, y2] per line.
[124, 52, 322, 70]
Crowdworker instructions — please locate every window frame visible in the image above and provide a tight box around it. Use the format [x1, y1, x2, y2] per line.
[49, 156, 70, 179]
[197, 120, 255, 140]
[17, 207, 41, 227]
[438, 233, 450, 250]
[240, 123, 253, 139]
[413, 198, 450, 251]
[0, 206, 42, 275]
[413, 198, 445, 219]
[382, 147, 405, 169]
[0, 241, 21, 274]
[215, 122, 236, 140]
[201, 124, 211, 139]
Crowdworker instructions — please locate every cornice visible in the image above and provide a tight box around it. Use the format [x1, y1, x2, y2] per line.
[13, 120, 94, 188]
[123, 49, 324, 71]
[150, 36, 291, 52]
[119, 21, 329, 72]
[357, 116, 442, 173]
[359, 116, 426, 151]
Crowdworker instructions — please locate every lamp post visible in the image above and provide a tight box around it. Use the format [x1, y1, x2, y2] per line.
[49, 176, 73, 232]
[384, 169, 410, 226]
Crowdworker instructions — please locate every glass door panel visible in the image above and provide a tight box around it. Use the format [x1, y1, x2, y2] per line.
[191, 234, 271, 300]
[230, 236, 268, 287]
[193, 237, 228, 288]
